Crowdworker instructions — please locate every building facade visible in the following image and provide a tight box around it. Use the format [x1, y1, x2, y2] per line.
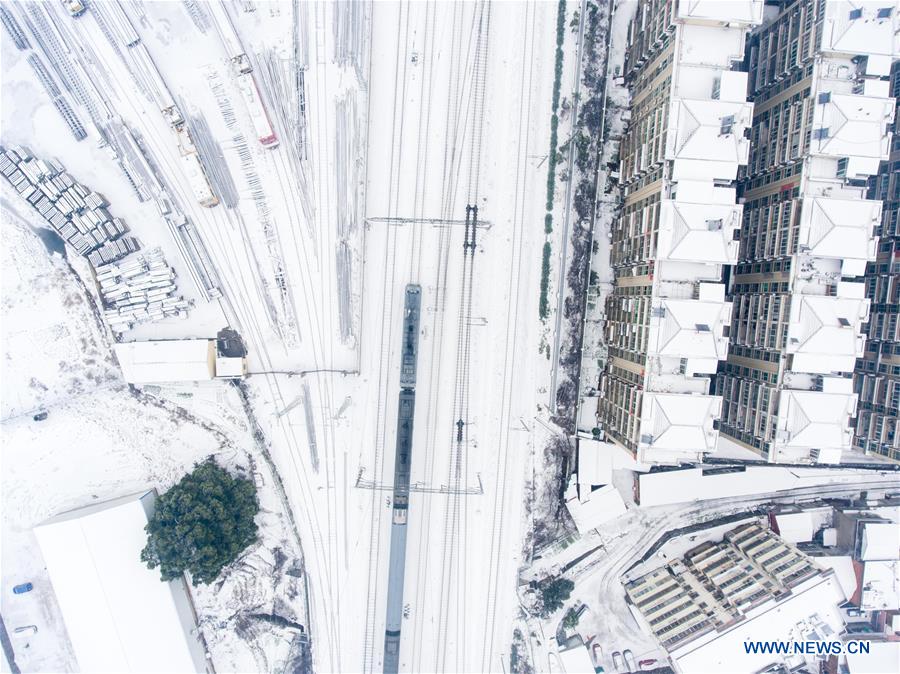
[853, 61, 900, 462]
[717, 0, 898, 463]
[597, 0, 763, 463]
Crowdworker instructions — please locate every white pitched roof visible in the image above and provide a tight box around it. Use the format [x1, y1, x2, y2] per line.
[812, 94, 894, 161]
[774, 390, 856, 454]
[668, 99, 752, 175]
[799, 196, 880, 261]
[648, 298, 731, 360]
[114, 340, 215, 384]
[639, 393, 720, 455]
[822, 1, 899, 58]
[786, 295, 868, 373]
[676, 0, 763, 25]
[657, 201, 741, 263]
[34, 493, 208, 673]
[860, 522, 900, 561]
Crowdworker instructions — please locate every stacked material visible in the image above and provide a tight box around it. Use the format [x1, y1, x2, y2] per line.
[96, 249, 190, 334]
[0, 146, 138, 261]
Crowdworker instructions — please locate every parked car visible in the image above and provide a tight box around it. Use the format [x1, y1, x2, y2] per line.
[624, 650, 637, 671]
[612, 651, 624, 671]
[12, 582, 33, 594]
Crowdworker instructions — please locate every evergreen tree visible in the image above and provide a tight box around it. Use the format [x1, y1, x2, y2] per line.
[141, 460, 259, 586]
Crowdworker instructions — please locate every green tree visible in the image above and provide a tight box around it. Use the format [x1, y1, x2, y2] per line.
[141, 460, 259, 586]
[539, 576, 574, 616]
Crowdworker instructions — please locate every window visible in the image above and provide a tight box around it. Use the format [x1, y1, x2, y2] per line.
[720, 115, 735, 136]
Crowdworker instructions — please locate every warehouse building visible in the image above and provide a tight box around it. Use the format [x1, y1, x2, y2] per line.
[114, 335, 246, 384]
[596, 0, 762, 464]
[716, 0, 898, 463]
[34, 492, 209, 673]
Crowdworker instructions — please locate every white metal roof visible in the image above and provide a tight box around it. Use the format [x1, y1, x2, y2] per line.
[798, 196, 880, 262]
[774, 512, 816, 544]
[860, 561, 900, 610]
[822, 1, 899, 58]
[34, 492, 208, 673]
[785, 295, 869, 374]
[860, 522, 900, 561]
[558, 643, 595, 674]
[114, 340, 215, 384]
[638, 393, 721, 461]
[773, 390, 856, 460]
[648, 297, 731, 362]
[565, 482, 627, 536]
[676, 0, 763, 25]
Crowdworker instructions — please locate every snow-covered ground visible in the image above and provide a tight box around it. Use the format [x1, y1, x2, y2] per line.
[3, 0, 563, 672]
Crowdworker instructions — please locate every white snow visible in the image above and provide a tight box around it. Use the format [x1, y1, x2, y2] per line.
[33, 492, 208, 674]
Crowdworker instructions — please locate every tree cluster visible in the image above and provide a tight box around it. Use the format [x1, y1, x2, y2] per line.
[142, 460, 259, 586]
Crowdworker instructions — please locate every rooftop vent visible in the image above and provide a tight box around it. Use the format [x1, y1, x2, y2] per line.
[876, 7, 892, 19]
[838, 317, 851, 327]
[813, 128, 830, 140]
[720, 115, 735, 136]
[818, 92, 831, 105]
[848, 8, 863, 20]
[707, 218, 724, 231]
[696, 324, 711, 332]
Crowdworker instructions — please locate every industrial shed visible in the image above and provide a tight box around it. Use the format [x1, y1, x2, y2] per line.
[34, 492, 209, 673]
[114, 339, 216, 383]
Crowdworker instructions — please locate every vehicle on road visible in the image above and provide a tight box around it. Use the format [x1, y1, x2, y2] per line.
[624, 650, 637, 671]
[612, 651, 623, 671]
[12, 582, 33, 594]
[33, 411, 48, 421]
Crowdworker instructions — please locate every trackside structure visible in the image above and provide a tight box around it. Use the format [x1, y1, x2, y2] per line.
[114, 338, 246, 384]
[596, 0, 763, 464]
[34, 492, 209, 673]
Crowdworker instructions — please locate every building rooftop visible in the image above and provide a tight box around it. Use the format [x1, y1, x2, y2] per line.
[114, 339, 215, 384]
[637, 392, 721, 462]
[34, 492, 208, 673]
[773, 389, 857, 463]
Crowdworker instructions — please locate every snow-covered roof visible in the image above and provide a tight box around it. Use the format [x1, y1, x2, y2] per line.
[557, 642, 595, 674]
[772, 390, 856, 461]
[811, 93, 894, 163]
[638, 464, 888, 507]
[34, 492, 208, 673]
[784, 295, 868, 374]
[647, 297, 731, 362]
[845, 642, 900, 674]
[813, 555, 858, 599]
[215, 355, 245, 378]
[676, 0, 763, 25]
[576, 438, 614, 487]
[667, 100, 753, 181]
[565, 481, 627, 535]
[774, 511, 816, 544]
[637, 393, 721, 461]
[860, 522, 900, 561]
[656, 200, 741, 264]
[821, 1, 899, 58]
[860, 561, 900, 610]
[114, 340, 216, 383]
[670, 572, 846, 674]
[798, 196, 879, 262]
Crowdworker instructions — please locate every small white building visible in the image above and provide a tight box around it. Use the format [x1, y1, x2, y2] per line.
[34, 492, 209, 673]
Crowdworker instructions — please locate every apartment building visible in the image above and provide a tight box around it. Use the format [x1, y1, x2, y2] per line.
[853, 61, 900, 462]
[717, 0, 898, 463]
[624, 522, 845, 672]
[597, 0, 762, 463]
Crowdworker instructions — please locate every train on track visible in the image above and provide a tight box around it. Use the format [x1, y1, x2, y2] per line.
[383, 284, 421, 674]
